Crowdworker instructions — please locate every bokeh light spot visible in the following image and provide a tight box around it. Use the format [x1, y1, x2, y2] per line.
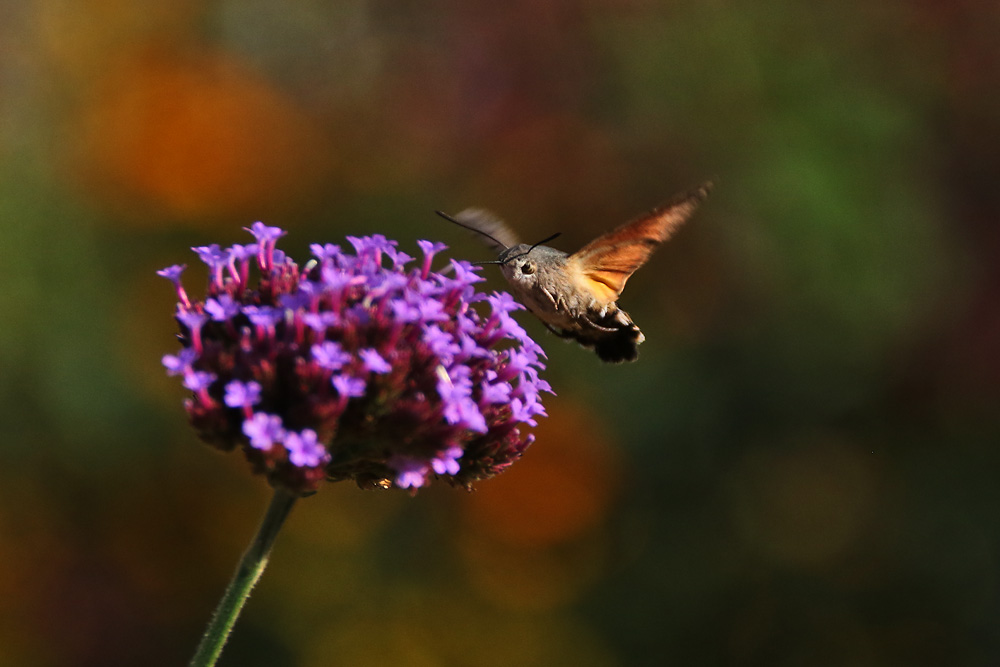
[73, 48, 333, 223]
[460, 399, 620, 548]
[728, 434, 882, 569]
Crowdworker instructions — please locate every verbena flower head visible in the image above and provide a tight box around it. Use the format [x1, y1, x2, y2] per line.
[160, 225, 551, 494]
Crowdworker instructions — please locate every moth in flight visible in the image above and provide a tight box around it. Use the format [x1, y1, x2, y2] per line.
[437, 182, 711, 363]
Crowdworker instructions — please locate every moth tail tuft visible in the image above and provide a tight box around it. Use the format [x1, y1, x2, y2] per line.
[594, 323, 645, 363]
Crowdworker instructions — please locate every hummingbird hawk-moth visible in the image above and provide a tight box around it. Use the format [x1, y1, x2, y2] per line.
[437, 182, 712, 363]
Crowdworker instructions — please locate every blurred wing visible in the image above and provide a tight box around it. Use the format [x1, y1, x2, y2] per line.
[452, 208, 521, 254]
[567, 183, 712, 304]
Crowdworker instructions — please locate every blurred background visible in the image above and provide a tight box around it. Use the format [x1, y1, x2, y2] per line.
[2, 1, 998, 665]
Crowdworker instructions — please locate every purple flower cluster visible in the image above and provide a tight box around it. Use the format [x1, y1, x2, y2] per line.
[160, 223, 551, 494]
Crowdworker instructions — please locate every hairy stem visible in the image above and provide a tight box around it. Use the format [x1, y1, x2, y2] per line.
[189, 487, 298, 667]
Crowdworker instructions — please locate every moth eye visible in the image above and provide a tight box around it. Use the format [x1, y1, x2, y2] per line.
[521, 261, 535, 275]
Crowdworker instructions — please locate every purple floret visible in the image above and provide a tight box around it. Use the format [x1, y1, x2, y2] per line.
[205, 294, 240, 322]
[312, 341, 351, 371]
[243, 412, 285, 450]
[432, 446, 463, 476]
[156, 264, 186, 283]
[224, 380, 262, 408]
[162, 348, 197, 376]
[390, 456, 430, 490]
[285, 429, 328, 467]
[244, 222, 286, 244]
[359, 349, 392, 374]
[332, 375, 366, 399]
[183, 370, 216, 392]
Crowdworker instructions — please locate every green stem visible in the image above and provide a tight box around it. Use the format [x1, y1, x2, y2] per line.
[189, 487, 298, 667]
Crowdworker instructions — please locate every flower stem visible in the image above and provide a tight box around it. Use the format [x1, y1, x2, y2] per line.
[189, 487, 298, 667]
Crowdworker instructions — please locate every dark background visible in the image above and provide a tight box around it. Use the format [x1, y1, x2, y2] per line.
[2, 2, 998, 665]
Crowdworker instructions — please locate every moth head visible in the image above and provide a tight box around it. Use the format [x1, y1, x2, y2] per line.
[497, 246, 537, 284]
[495, 235, 562, 285]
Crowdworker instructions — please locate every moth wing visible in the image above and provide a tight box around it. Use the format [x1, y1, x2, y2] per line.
[566, 183, 711, 304]
[452, 208, 521, 255]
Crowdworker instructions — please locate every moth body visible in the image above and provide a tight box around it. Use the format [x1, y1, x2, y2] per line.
[440, 182, 711, 363]
[497, 243, 644, 362]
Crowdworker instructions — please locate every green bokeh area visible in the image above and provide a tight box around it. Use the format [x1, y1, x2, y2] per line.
[2, 2, 999, 666]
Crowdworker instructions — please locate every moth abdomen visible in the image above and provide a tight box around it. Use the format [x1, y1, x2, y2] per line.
[558, 306, 645, 363]
[593, 325, 644, 363]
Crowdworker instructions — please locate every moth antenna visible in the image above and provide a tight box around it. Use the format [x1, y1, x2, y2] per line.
[499, 232, 562, 264]
[434, 210, 510, 251]
[527, 232, 561, 252]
